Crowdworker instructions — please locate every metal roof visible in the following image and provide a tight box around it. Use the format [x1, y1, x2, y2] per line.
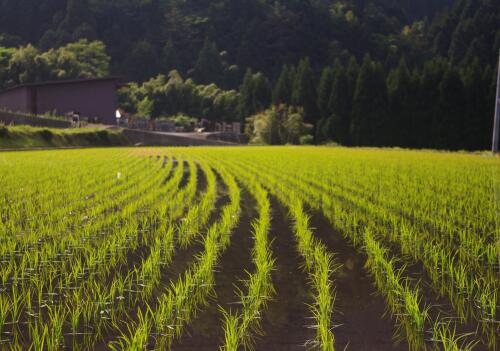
[0, 77, 123, 94]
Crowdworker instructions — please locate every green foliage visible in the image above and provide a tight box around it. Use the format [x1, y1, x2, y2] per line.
[317, 67, 335, 120]
[193, 38, 224, 86]
[350, 55, 389, 146]
[386, 58, 413, 147]
[272, 65, 293, 105]
[1, 39, 109, 86]
[37, 128, 53, 142]
[0, 124, 8, 138]
[0, 0, 497, 150]
[120, 70, 239, 121]
[292, 58, 318, 123]
[246, 105, 312, 145]
[238, 69, 272, 125]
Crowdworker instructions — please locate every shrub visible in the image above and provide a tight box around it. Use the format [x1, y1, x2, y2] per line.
[299, 135, 314, 145]
[0, 124, 8, 138]
[37, 129, 54, 142]
[246, 105, 313, 145]
[97, 130, 109, 142]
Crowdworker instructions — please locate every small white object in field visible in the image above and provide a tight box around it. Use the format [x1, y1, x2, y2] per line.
[117, 172, 122, 179]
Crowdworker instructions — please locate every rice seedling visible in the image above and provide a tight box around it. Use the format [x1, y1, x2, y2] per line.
[0, 147, 496, 350]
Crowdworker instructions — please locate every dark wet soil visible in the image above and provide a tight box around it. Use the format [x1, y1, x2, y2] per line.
[196, 163, 207, 193]
[171, 188, 256, 350]
[253, 199, 315, 351]
[307, 209, 408, 351]
[178, 160, 190, 188]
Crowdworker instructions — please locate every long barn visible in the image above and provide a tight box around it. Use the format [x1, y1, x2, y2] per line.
[0, 77, 120, 125]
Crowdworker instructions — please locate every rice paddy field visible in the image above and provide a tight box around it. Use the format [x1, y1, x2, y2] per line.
[0, 147, 498, 351]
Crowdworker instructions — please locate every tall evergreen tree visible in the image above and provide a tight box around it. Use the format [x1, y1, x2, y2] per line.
[387, 58, 413, 147]
[193, 37, 224, 86]
[328, 67, 351, 145]
[415, 58, 447, 148]
[346, 56, 360, 93]
[435, 67, 466, 149]
[317, 66, 335, 119]
[252, 72, 272, 112]
[238, 68, 255, 125]
[462, 58, 489, 150]
[292, 57, 318, 123]
[272, 64, 293, 105]
[162, 38, 178, 74]
[350, 55, 389, 146]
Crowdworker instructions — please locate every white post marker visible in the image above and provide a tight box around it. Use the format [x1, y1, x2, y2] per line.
[116, 109, 122, 126]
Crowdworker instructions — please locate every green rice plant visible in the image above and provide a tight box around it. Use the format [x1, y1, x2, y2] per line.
[108, 307, 154, 351]
[0, 294, 10, 336]
[431, 319, 480, 351]
[28, 322, 48, 351]
[46, 304, 66, 350]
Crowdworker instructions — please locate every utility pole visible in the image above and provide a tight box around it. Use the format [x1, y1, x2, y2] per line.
[493, 49, 500, 153]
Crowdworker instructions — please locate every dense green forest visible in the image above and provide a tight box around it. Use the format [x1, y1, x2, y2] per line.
[0, 0, 499, 149]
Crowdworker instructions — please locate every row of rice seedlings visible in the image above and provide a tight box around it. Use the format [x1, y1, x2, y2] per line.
[287, 160, 497, 346]
[94, 157, 217, 343]
[288, 197, 337, 351]
[226, 154, 469, 350]
[0, 149, 133, 218]
[291, 151, 498, 309]
[0, 152, 147, 245]
[176, 159, 218, 248]
[51, 156, 199, 349]
[37, 155, 191, 349]
[219, 169, 275, 351]
[0, 153, 164, 271]
[217, 155, 337, 351]
[2, 155, 170, 298]
[133, 159, 217, 301]
[0, 154, 181, 348]
[109, 163, 241, 350]
[0, 156, 162, 331]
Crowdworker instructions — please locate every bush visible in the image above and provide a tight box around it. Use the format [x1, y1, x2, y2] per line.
[246, 105, 313, 145]
[37, 129, 54, 142]
[0, 124, 8, 138]
[300, 135, 314, 145]
[97, 130, 109, 142]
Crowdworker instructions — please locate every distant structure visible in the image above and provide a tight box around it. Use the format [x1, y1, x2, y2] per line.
[0, 77, 121, 125]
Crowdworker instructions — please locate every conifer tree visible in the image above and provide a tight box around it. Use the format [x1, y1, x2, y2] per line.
[317, 66, 334, 119]
[238, 68, 255, 124]
[162, 38, 178, 74]
[387, 57, 412, 147]
[272, 64, 293, 105]
[350, 55, 389, 146]
[292, 57, 318, 123]
[193, 37, 224, 85]
[328, 68, 351, 145]
[252, 72, 272, 112]
[435, 67, 466, 149]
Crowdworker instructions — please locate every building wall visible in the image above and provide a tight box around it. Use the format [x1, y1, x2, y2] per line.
[35, 80, 117, 124]
[0, 111, 71, 128]
[0, 87, 29, 113]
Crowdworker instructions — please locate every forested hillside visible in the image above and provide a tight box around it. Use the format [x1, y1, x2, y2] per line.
[0, 0, 499, 150]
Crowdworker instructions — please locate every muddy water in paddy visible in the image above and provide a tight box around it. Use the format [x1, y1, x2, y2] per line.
[307, 209, 408, 351]
[171, 189, 256, 351]
[253, 199, 315, 351]
[178, 160, 190, 188]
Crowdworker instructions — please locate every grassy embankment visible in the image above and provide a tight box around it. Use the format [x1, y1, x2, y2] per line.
[0, 125, 127, 149]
